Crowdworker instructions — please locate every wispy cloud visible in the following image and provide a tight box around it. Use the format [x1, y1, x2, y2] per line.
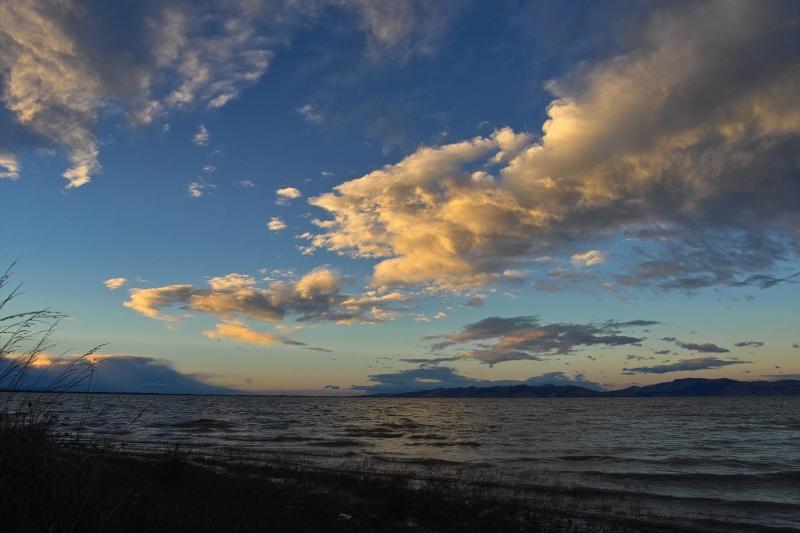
[298, 104, 324, 124]
[0, 152, 20, 180]
[430, 316, 655, 365]
[192, 125, 210, 146]
[103, 277, 128, 290]
[623, 356, 749, 375]
[676, 341, 730, 354]
[1, 0, 457, 188]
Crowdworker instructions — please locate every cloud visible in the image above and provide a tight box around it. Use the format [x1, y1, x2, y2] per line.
[103, 277, 128, 290]
[307, 1, 800, 290]
[571, 250, 606, 268]
[203, 320, 277, 345]
[1, 1, 456, 188]
[353, 366, 602, 395]
[0, 0, 270, 187]
[187, 179, 216, 198]
[398, 356, 463, 365]
[123, 267, 406, 340]
[267, 217, 287, 231]
[463, 296, 484, 308]
[341, 0, 463, 61]
[531, 267, 600, 293]
[676, 341, 730, 354]
[276, 187, 302, 205]
[298, 104, 324, 124]
[192, 125, 210, 146]
[623, 356, 749, 375]
[432, 316, 655, 365]
[279, 337, 333, 353]
[734, 341, 764, 348]
[323, 384, 340, 390]
[237, 179, 256, 188]
[0, 152, 19, 179]
[1, 353, 237, 394]
[729, 272, 800, 289]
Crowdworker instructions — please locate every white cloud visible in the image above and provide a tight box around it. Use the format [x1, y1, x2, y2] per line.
[237, 179, 256, 188]
[571, 250, 606, 268]
[298, 104, 324, 124]
[0, 1, 464, 189]
[187, 180, 216, 198]
[267, 217, 287, 231]
[103, 277, 128, 290]
[192, 125, 210, 146]
[207, 273, 256, 291]
[276, 187, 302, 205]
[0, 153, 19, 180]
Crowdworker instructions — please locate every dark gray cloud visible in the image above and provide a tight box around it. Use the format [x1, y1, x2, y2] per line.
[729, 272, 800, 289]
[353, 366, 602, 394]
[1, 355, 238, 394]
[279, 337, 334, 353]
[463, 296, 484, 308]
[398, 356, 463, 365]
[676, 341, 730, 354]
[431, 316, 653, 365]
[323, 384, 340, 390]
[734, 341, 764, 348]
[623, 356, 749, 375]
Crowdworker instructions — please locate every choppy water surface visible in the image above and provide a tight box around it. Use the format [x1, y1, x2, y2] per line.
[49, 395, 800, 528]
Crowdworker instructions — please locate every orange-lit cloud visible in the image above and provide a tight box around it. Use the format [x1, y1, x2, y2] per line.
[103, 277, 128, 290]
[203, 320, 277, 345]
[307, 1, 800, 291]
[122, 267, 409, 341]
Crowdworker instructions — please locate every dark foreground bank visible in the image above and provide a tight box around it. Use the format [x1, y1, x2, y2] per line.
[1, 428, 793, 533]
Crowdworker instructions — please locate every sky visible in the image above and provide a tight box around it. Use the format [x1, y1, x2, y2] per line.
[1, 0, 799, 395]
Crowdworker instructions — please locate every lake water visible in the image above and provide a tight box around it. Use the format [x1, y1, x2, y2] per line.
[45, 394, 800, 528]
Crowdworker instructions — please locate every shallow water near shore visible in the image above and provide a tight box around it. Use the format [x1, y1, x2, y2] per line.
[36, 394, 800, 529]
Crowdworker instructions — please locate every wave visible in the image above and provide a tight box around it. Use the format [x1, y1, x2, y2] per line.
[149, 418, 235, 431]
[582, 470, 800, 484]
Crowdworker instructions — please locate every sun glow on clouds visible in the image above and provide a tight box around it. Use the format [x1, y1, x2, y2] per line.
[267, 217, 287, 231]
[203, 320, 277, 345]
[122, 268, 409, 344]
[306, 1, 800, 292]
[276, 187, 302, 205]
[103, 277, 128, 290]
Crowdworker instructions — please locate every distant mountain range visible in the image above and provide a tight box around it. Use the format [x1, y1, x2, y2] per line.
[371, 378, 800, 398]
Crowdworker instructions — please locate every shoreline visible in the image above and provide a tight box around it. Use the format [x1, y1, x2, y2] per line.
[5, 432, 794, 533]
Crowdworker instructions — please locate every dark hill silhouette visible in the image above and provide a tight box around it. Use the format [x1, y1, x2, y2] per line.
[372, 378, 800, 398]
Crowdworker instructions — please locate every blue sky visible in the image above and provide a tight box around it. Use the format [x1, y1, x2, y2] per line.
[1, 0, 799, 394]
